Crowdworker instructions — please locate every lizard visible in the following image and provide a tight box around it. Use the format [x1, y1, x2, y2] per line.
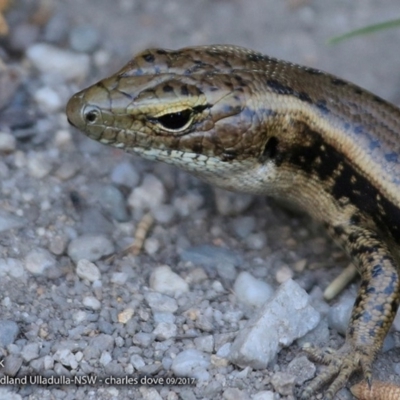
[66, 45, 400, 399]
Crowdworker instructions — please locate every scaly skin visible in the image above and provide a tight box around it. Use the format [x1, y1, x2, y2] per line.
[66, 45, 400, 399]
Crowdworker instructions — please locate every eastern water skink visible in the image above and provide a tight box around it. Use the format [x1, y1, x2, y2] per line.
[66, 45, 400, 399]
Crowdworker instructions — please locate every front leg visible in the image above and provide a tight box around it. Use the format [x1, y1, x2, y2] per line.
[301, 223, 400, 399]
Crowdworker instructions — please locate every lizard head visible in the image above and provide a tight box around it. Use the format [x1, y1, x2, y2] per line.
[66, 46, 281, 192]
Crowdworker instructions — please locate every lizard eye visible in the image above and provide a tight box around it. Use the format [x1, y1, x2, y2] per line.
[154, 109, 193, 131]
[83, 107, 100, 124]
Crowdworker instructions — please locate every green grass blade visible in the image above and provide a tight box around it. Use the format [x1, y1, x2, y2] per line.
[328, 18, 400, 44]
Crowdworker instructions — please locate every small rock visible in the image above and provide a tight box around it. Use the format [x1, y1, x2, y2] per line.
[144, 238, 160, 255]
[128, 174, 166, 211]
[83, 296, 101, 310]
[26, 43, 90, 81]
[222, 388, 250, 400]
[69, 25, 100, 53]
[0, 211, 25, 233]
[132, 332, 154, 348]
[76, 259, 101, 282]
[216, 343, 231, 358]
[270, 371, 296, 396]
[251, 391, 275, 400]
[0, 258, 24, 278]
[233, 272, 274, 307]
[149, 266, 189, 297]
[118, 308, 135, 324]
[130, 354, 145, 370]
[111, 272, 128, 285]
[144, 292, 178, 313]
[216, 263, 237, 282]
[152, 204, 176, 224]
[0, 132, 16, 152]
[139, 388, 163, 400]
[81, 208, 114, 235]
[286, 356, 316, 385]
[83, 334, 114, 359]
[245, 233, 267, 250]
[67, 234, 114, 263]
[232, 216, 256, 238]
[171, 349, 210, 379]
[153, 322, 177, 340]
[27, 153, 52, 179]
[25, 248, 56, 275]
[298, 318, 330, 348]
[49, 235, 68, 255]
[194, 335, 214, 353]
[100, 351, 112, 366]
[0, 320, 19, 347]
[110, 162, 140, 188]
[173, 193, 204, 217]
[44, 355, 54, 370]
[33, 86, 62, 112]
[275, 264, 294, 284]
[180, 245, 243, 269]
[153, 312, 175, 324]
[229, 279, 320, 369]
[214, 188, 254, 216]
[0, 388, 23, 400]
[21, 342, 40, 362]
[54, 349, 78, 369]
[3, 355, 23, 377]
[328, 295, 353, 335]
[96, 185, 130, 222]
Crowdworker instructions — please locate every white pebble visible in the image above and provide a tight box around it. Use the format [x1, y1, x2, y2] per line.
[27, 153, 52, 179]
[233, 272, 274, 307]
[150, 265, 189, 297]
[33, 86, 62, 112]
[128, 174, 166, 211]
[153, 322, 177, 340]
[25, 248, 56, 275]
[76, 259, 101, 282]
[0, 132, 16, 152]
[171, 349, 210, 378]
[144, 238, 160, 255]
[111, 272, 128, 285]
[26, 43, 90, 81]
[83, 296, 101, 310]
[229, 280, 320, 369]
[100, 351, 112, 366]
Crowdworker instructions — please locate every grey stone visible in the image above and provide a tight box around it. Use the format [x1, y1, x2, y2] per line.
[0, 321, 19, 347]
[180, 245, 243, 269]
[0, 210, 25, 233]
[69, 25, 100, 53]
[21, 343, 40, 362]
[171, 349, 210, 378]
[110, 161, 140, 188]
[68, 235, 114, 263]
[233, 272, 274, 307]
[144, 292, 178, 313]
[229, 279, 320, 369]
[328, 295, 353, 335]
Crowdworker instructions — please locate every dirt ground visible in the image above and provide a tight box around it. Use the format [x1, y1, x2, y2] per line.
[1, 1, 400, 399]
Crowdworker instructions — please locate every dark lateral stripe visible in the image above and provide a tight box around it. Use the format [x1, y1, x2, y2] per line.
[280, 124, 400, 242]
[266, 79, 325, 110]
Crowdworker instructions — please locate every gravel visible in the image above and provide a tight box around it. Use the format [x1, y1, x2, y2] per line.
[1, 1, 400, 400]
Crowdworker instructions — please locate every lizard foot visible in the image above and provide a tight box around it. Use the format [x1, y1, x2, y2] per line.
[300, 343, 372, 400]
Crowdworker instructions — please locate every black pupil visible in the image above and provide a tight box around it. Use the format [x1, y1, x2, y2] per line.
[86, 111, 98, 123]
[156, 110, 192, 130]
